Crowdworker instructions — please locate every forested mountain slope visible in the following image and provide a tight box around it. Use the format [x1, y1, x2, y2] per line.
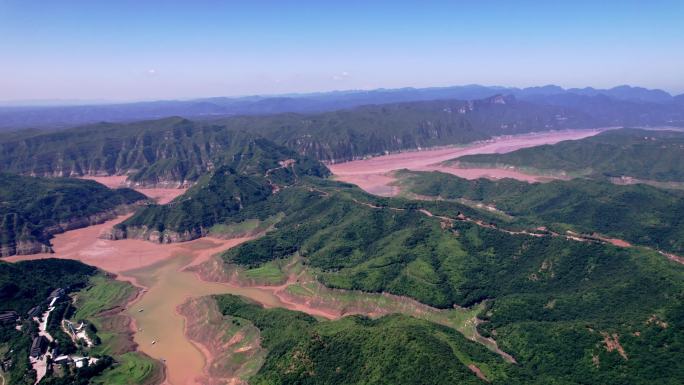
[454, 128, 684, 182]
[395, 170, 684, 254]
[214, 180, 684, 385]
[0, 174, 146, 256]
[213, 295, 511, 385]
[0, 96, 598, 185]
[109, 141, 329, 242]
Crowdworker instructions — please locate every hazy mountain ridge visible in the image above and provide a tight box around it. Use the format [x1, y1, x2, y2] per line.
[0, 96, 595, 183]
[1, 84, 682, 130]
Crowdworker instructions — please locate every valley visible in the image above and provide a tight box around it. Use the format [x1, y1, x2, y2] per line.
[3, 2, 684, 384]
[4, 197, 498, 384]
[80, 176, 187, 205]
[3, 131, 590, 385]
[329, 128, 607, 195]
[3, 126, 683, 385]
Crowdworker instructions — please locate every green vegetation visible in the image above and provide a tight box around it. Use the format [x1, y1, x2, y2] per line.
[219, 178, 684, 384]
[208, 213, 283, 238]
[396, 169, 684, 254]
[0, 259, 96, 313]
[454, 128, 684, 182]
[0, 173, 146, 256]
[71, 276, 136, 356]
[70, 276, 163, 385]
[242, 262, 288, 285]
[88, 352, 162, 385]
[214, 295, 508, 385]
[0, 97, 595, 184]
[0, 260, 161, 385]
[114, 139, 328, 240]
[0, 259, 97, 385]
[2, 117, 683, 384]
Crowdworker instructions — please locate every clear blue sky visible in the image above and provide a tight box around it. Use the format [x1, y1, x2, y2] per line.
[1, 0, 683, 101]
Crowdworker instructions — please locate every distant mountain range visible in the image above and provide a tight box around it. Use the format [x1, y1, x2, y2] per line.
[0, 95, 630, 185]
[1, 84, 683, 131]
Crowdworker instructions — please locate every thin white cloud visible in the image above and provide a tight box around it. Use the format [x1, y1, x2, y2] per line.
[332, 71, 350, 81]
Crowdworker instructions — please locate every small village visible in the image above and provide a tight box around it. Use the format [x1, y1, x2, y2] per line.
[1, 288, 101, 384]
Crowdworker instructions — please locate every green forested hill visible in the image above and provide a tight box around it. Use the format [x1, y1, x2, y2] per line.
[0, 259, 96, 313]
[214, 295, 510, 385]
[454, 128, 684, 182]
[111, 140, 329, 242]
[219, 183, 684, 385]
[0, 173, 146, 256]
[216, 95, 594, 161]
[396, 170, 684, 254]
[0, 96, 596, 185]
[0, 118, 266, 186]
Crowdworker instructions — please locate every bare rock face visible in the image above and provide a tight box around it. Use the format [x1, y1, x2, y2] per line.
[0, 241, 53, 257]
[0, 203, 144, 257]
[101, 225, 204, 244]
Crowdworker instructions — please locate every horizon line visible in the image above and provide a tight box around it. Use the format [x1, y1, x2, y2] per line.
[0, 82, 681, 107]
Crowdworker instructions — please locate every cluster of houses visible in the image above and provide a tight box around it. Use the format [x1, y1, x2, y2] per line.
[1, 287, 99, 383]
[0, 310, 19, 325]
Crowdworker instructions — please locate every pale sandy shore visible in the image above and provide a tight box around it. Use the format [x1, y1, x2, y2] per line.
[329, 128, 607, 196]
[81, 175, 187, 204]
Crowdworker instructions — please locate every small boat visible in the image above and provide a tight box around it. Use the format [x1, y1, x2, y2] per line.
[138, 309, 144, 312]
[151, 340, 156, 345]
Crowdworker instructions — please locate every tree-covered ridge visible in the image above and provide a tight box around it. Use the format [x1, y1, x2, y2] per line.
[112, 141, 329, 242]
[0, 118, 272, 186]
[0, 259, 96, 314]
[0, 96, 596, 184]
[453, 128, 684, 182]
[216, 255, 684, 385]
[214, 294, 508, 385]
[216, 180, 684, 384]
[217, 95, 595, 162]
[395, 170, 684, 254]
[0, 173, 146, 256]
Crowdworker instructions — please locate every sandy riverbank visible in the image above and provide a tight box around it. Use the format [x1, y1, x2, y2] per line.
[329, 128, 607, 196]
[81, 175, 187, 204]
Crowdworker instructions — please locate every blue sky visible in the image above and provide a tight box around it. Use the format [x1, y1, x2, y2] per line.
[1, 0, 683, 101]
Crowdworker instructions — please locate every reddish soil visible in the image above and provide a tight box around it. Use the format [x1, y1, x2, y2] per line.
[603, 238, 632, 248]
[427, 165, 553, 182]
[601, 332, 629, 360]
[82, 175, 187, 204]
[178, 297, 263, 385]
[329, 129, 607, 196]
[468, 364, 490, 382]
[4, 215, 245, 283]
